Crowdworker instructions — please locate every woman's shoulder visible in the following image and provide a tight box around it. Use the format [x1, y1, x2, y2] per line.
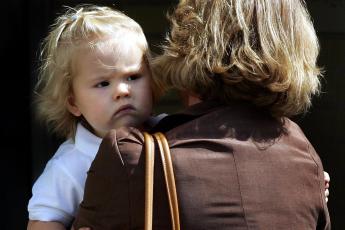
[103, 127, 144, 147]
[91, 127, 146, 176]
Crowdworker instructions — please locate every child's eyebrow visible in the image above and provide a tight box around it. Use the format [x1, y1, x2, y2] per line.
[89, 66, 143, 82]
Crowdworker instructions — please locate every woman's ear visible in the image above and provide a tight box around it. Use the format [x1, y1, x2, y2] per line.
[67, 94, 82, 117]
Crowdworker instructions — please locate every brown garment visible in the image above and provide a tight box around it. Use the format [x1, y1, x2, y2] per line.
[74, 101, 330, 230]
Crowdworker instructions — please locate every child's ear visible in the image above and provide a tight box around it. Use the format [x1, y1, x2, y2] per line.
[67, 95, 82, 117]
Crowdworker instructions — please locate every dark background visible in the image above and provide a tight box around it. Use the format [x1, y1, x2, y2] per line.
[2, 0, 344, 229]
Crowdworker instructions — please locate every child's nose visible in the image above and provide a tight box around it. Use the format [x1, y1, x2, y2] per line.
[113, 83, 130, 100]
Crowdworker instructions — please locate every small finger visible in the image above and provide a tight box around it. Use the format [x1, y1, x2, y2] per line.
[325, 182, 330, 189]
[324, 171, 330, 183]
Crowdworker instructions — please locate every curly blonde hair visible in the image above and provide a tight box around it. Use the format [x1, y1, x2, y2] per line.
[35, 5, 153, 139]
[153, 0, 321, 117]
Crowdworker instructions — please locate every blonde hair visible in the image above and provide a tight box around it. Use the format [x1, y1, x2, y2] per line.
[35, 4, 152, 138]
[154, 0, 321, 117]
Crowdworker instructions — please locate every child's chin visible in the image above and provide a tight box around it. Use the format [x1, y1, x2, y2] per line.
[115, 119, 141, 129]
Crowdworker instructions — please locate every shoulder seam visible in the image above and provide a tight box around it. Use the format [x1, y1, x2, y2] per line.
[232, 150, 250, 229]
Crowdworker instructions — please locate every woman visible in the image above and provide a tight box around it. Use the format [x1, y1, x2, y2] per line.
[74, 0, 330, 229]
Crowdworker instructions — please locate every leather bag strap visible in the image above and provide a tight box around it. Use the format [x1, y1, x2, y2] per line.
[154, 132, 180, 230]
[144, 132, 155, 230]
[143, 132, 180, 230]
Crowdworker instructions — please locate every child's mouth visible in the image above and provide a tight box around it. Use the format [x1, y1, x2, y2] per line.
[114, 104, 135, 117]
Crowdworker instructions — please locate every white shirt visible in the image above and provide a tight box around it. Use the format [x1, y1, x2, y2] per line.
[28, 123, 102, 226]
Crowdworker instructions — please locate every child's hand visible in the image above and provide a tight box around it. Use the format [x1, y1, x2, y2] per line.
[70, 226, 90, 230]
[324, 171, 330, 203]
[27, 220, 67, 230]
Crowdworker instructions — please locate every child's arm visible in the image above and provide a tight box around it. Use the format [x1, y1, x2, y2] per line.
[28, 153, 85, 227]
[28, 160, 80, 226]
[27, 220, 66, 230]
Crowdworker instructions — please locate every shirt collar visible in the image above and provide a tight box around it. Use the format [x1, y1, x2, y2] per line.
[151, 100, 225, 133]
[178, 100, 224, 116]
[75, 123, 102, 157]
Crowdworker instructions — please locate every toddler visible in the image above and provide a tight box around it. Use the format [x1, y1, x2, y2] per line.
[27, 4, 161, 230]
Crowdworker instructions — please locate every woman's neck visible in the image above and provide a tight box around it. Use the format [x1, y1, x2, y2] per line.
[187, 94, 202, 106]
[180, 91, 202, 107]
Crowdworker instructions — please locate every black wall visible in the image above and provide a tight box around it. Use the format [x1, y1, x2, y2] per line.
[2, 0, 344, 229]
[2, 1, 31, 230]
[299, 2, 345, 229]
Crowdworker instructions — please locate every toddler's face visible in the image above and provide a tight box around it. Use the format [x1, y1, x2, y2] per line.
[67, 37, 153, 137]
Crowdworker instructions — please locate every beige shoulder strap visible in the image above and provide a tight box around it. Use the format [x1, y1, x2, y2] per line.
[143, 132, 155, 230]
[143, 132, 180, 230]
[154, 132, 180, 230]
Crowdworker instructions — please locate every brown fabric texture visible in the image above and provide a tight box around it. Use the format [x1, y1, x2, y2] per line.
[74, 101, 330, 230]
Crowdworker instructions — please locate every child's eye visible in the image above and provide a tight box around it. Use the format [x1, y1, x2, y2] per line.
[95, 81, 110, 88]
[127, 75, 140, 81]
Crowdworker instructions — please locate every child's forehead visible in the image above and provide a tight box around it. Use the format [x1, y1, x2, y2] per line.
[101, 35, 144, 51]
[73, 36, 148, 72]
[81, 34, 145, 56]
